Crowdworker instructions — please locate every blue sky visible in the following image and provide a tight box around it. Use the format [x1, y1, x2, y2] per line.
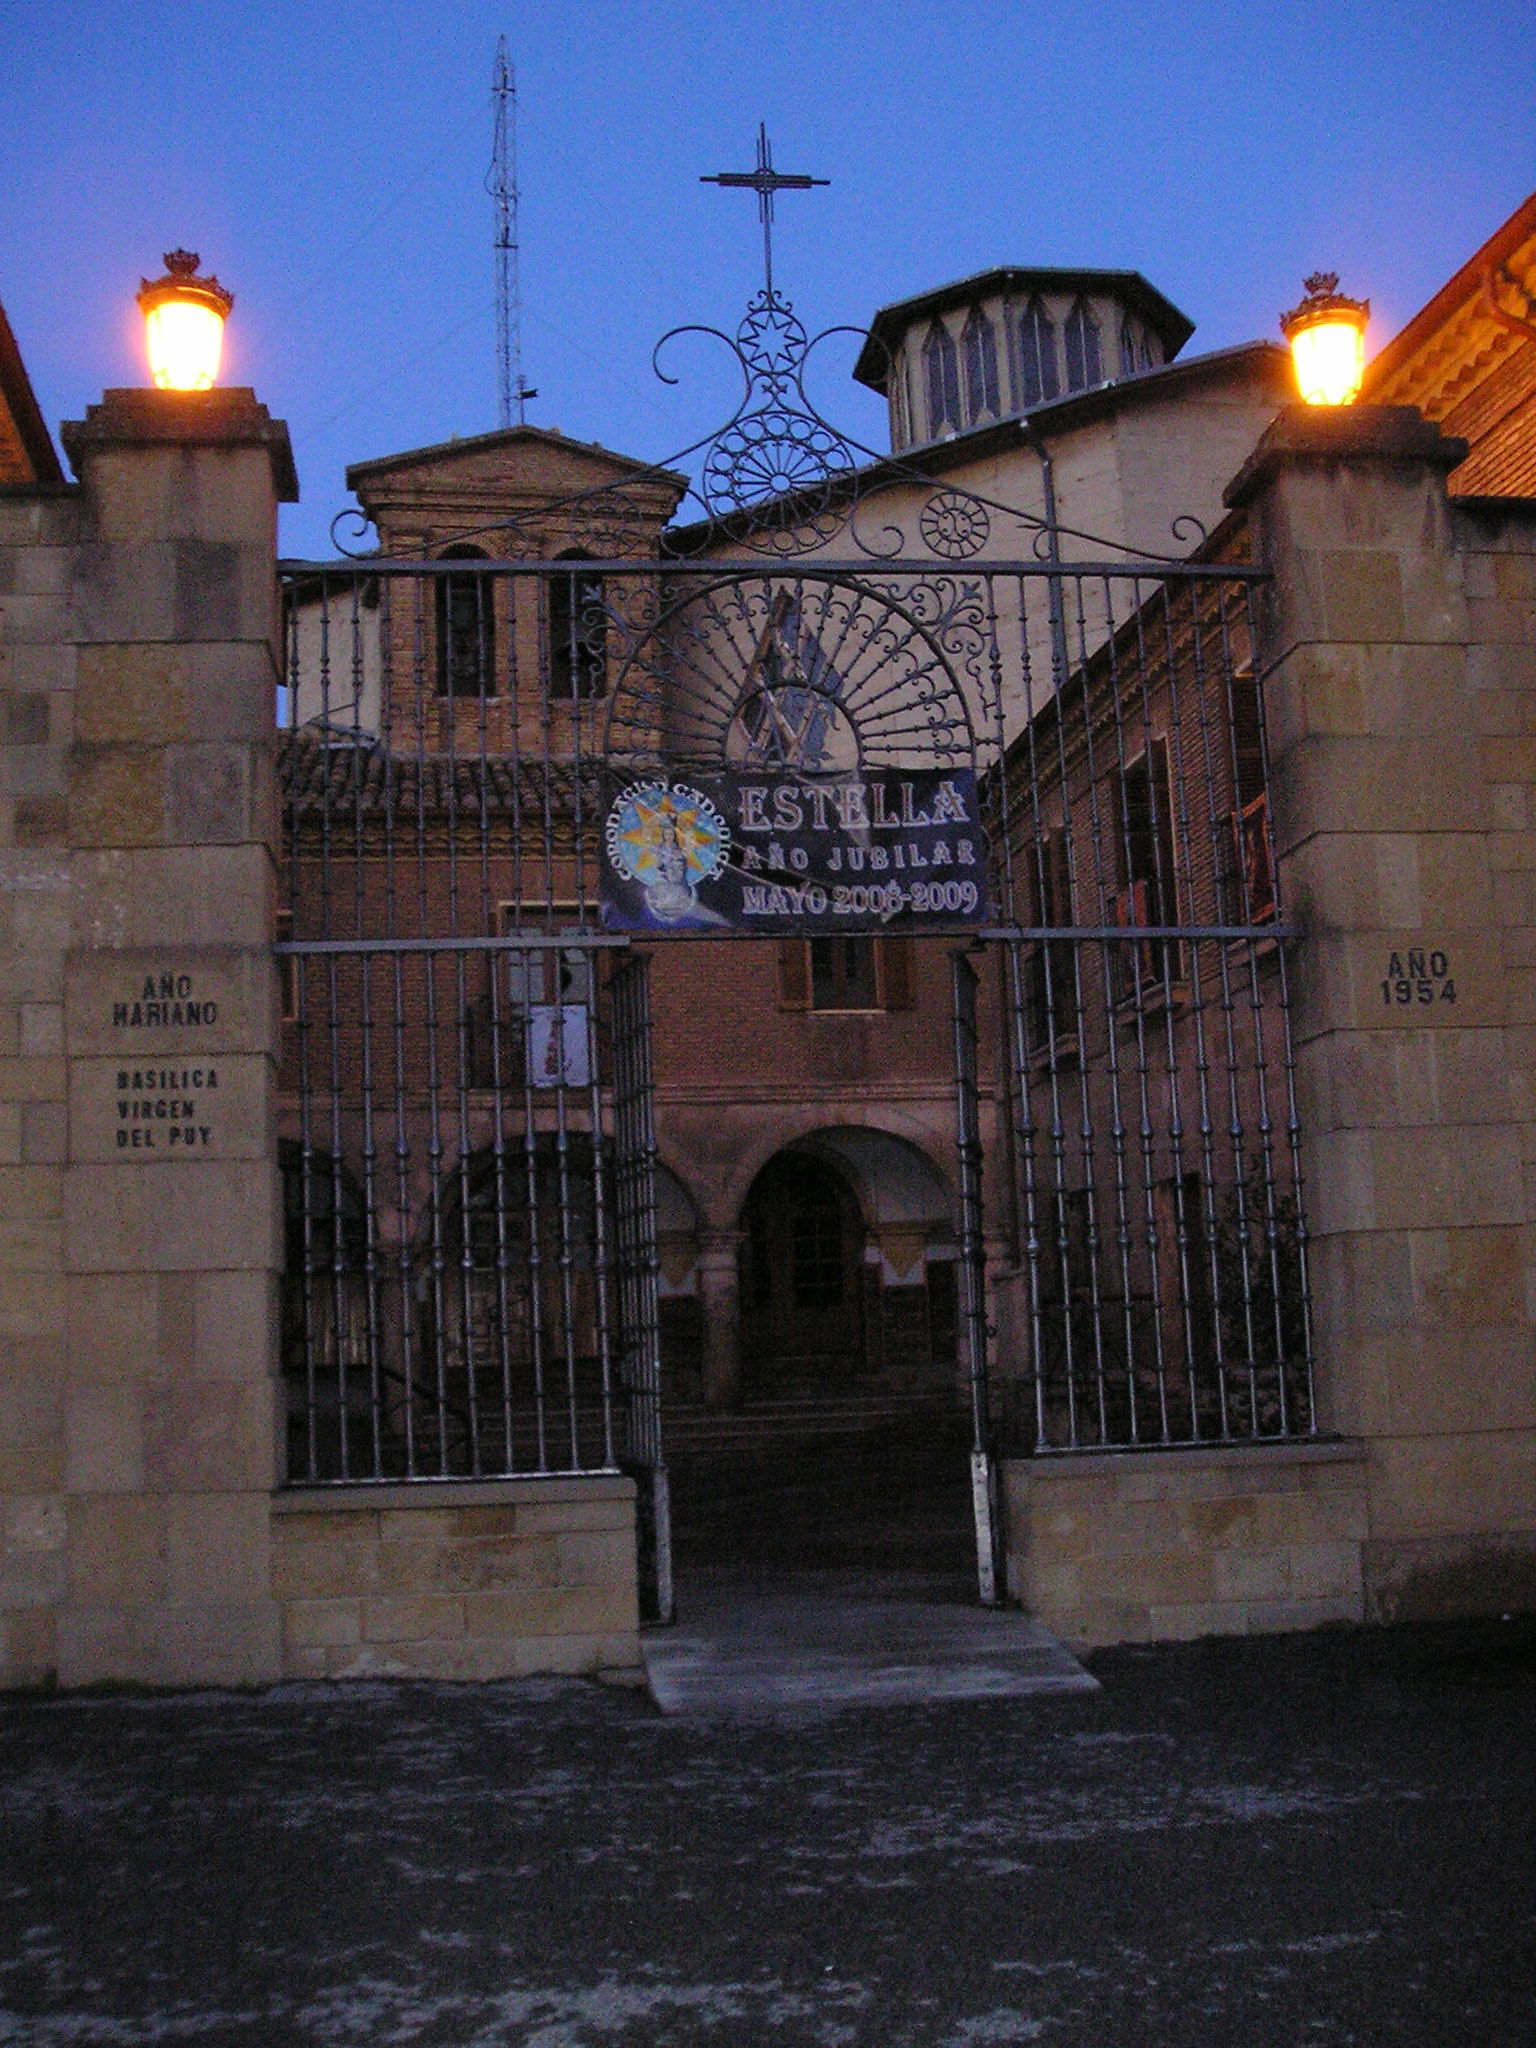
[3, 0, 1533, 556]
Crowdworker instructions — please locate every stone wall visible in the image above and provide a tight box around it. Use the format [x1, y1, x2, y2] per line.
[272, 1477, 642, 1682]
[1, 394, 645, 1691]
[1002, 1441, 1367, 1647]
[1, 484, 81, 1687]
[1228, 409, 1536, 1630]
[0, 392, 294, 1688]
[1001, 413, 1536, 1653]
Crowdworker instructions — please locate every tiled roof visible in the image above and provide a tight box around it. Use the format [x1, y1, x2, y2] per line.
[278, 728, 603, 822]
[1364, 189, 1536, 502]
[1452, 401, 1536, 499]
[1444, 343, 1536, 498]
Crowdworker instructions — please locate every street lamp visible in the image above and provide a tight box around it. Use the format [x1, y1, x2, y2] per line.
[137, 250, 234, 392]
[1281, 272, 1369, 406]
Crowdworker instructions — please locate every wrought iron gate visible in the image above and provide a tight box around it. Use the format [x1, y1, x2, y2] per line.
[275, 265, 1315, 1616]
[274, 561, 675, 1614]
[947, 559, 1315, 1475]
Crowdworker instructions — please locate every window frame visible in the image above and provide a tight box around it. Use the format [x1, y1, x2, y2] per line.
[1012, 297, 1060, 409]
[923, 319, 962, 438]
[1218, 673, 1277, 928]
[777, 933, 916, 1015]
[1063, 299, 1103, 393]
[809, 932, 881, 1012]
[1111, 738, 1183, 1003]
[434, 544, 497, 699]
[961, 306, 1001, 425]
[1119, 318, 1139, 379]
[547, 549, 607, 702]
[1024, 824, 1076, 1058]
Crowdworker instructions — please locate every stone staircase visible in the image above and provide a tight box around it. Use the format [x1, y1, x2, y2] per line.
[663, 1386, 976, 1571]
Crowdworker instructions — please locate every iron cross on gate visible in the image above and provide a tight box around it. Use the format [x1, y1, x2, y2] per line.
[701, 123, 829, 297]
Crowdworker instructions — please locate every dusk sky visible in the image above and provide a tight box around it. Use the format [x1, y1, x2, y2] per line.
[4, 0, 1533, 557]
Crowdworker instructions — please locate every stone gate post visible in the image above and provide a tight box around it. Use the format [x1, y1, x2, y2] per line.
[1227, 403, 1536, 1618]
[1, 387, 296, 1686]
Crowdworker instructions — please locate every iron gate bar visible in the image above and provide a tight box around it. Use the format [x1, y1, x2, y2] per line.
[278, 557, 1274, 579]
[274, 937, 634, 954]
[977, 924, 1297, 942]
[609, 954, 671, 1625]
[950, 948, 1000, 1606]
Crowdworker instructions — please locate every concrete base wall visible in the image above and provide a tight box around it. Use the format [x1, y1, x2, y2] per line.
[1002, 1440, 1369, 1649]
[270, 1476, 643, 1683]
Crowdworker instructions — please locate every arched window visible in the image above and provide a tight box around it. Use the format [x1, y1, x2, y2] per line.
[435, 544, 495, 697]
[548, 549, 606, 700]
[1012, 298, 1059, 409]
[923, 320, 961, 437]
[1064, 299, 1102, 392]
[961, 307, 1000, 423]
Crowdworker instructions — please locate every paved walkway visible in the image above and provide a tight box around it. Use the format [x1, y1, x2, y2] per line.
[645, 1570, 1098, 1714]
[1, 1612, 1532, 2045]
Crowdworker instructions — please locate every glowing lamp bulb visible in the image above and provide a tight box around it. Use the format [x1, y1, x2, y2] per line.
[1280, 272, 1369, 406]
[136, 250, 234, 392]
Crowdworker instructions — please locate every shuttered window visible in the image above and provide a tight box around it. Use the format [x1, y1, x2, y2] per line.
[777, 934, 915, 1011]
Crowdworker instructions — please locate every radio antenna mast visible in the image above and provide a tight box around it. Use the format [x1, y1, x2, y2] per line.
[488, 37, 535, 427]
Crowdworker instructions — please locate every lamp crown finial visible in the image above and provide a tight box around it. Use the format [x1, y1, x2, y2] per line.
[1302, 270, 1340, 298]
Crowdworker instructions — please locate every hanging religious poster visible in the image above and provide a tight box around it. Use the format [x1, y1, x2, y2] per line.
[600, 771, 990, 933]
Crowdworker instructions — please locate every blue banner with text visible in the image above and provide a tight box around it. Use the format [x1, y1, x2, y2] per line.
[601, 770, 990, 933]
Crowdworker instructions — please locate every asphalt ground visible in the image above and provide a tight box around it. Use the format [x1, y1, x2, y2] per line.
[1, 1610, 1533, 2047]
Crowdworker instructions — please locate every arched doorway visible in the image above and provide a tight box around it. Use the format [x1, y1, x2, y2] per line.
[741, 1150, 867, 1388]
[669, 1134, 972, 1574]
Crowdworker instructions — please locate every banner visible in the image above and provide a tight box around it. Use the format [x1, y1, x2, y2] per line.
[600, 770, 990, 933]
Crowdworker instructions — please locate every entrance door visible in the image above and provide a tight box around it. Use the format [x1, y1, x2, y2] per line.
[742, 1152, 866, 1384]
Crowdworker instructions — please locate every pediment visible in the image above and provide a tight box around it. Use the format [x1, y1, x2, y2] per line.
[349, 425, 683, 516]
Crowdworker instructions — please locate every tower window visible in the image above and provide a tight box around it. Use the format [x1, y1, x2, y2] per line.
[923, 320, 961, 437]
[962, 307, 1000, 424]
[1119, 319, 1138, 378]
[435, 545, 496, 698]
[1064, 300, 1102, 393]
[1012, 298, 1059, 409]
[548, 549, 606, 700]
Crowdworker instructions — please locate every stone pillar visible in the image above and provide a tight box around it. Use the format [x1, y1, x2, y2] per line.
[697, 1228, 745, 1410]
[0, 479, 80, 1689]
[1227, 403, 1536, 1619]
[52, 388, 295, 1684]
